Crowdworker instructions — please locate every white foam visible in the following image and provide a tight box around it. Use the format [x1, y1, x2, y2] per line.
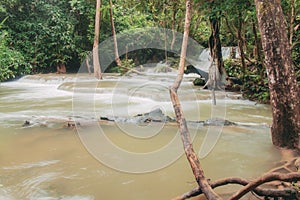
[3, 160, 60, 170]
[61, 196, 94, 200]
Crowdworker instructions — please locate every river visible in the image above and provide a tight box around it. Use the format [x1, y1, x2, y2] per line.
[0, 71, 281, 200]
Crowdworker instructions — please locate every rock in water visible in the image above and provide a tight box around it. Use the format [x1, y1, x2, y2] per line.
[134, 108, 174, 123]
[22, 120, 31, 127]
[193, 78, 206, 86]
[203, 118, 236, 126]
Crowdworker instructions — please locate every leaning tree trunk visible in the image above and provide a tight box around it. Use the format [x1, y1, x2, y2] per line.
[169, 0, 221, 199]
[93, 0, 102, 79]
[255, 0, 300, 149]
[109, 0, 122, 67]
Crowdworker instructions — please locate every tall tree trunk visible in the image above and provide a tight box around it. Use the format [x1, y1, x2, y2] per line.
[86, 58, 91, 75]
[93, 0, 102, 79]
[208, 17, 223, 76]
[162, 1, 168, 63]
[170, 4, 176, 50]
[255, 0, 300, 149]
[289, 0, 295, 46]
[109, 0, 122, 66]
[252, 20, 264, 79]
[207, 11, 227, 91]
[237, 12, 247, 78]
[252, 20, 262, 63]
[169, 0, 221, 199]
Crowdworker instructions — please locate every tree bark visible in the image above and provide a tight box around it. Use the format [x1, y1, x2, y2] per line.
[255, 0, 300, 150]
[169, 1, 221, 199]
[109, 0, 122, 67]
[93, 0, 102, 79]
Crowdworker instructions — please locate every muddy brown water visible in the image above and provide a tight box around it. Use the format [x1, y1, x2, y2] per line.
[0, 73, 281, 199]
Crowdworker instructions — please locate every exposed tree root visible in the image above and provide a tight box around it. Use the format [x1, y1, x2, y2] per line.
[175, 175, 298, 200]
[174, 161, 300, 200]
[174, 151, 300, 199]
[229, 172, 300, 200]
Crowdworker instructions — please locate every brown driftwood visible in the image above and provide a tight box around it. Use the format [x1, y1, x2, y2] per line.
[56, 63, 66, 74]
[176, 173, 299, 200]
[229, 172, 300, 200]
[169, 1, 221, 199]
[86, 58, 91, 75]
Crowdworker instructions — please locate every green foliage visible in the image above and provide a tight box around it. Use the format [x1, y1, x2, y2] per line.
[109, 59, 135, 74]
[224, 59, 243, 78]
[8, 0, 78, 71]
[0, 0, 298, 92]
[0, 0, 93, 74]
[291, 4, 300, 85]
[243, 73, 270, 103]
[224, 59, 270, 103]
[282, 0, 300, 85]
[0, 18, 30, 82]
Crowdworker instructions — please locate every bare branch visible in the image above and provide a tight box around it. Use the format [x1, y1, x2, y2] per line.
[177, 175, 299, 200]
[169, 0, 221, 199]
[229, 172, 300, 200]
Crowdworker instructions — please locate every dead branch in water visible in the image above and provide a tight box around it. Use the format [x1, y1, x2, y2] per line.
[229, 172, 300, 200]
[175, 172, 300, 200]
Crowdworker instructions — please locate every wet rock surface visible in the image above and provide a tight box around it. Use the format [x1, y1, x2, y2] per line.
[23, 108, 269, 128]
[100, 108, 175, 124]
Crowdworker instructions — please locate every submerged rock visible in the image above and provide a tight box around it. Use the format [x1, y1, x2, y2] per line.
[203, 118, 236, 126]
[193, 78, 206, 86]
[22, 110, 257, 129]
[98, 109, 237, 126]
[184, 65, 208, 81]
[22, 120, 31, 127]
[100, 108, 175, 124]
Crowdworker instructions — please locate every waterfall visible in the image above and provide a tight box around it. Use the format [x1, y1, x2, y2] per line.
[189, 47, 239, 74]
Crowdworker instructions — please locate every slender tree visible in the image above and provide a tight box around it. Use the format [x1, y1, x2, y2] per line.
[236, 10, 247, 76]
[169, 0, 221, 199]
[255, 0, 300, 149]
[109, 0, 122, 66]
[205, 1, 228, 92]
[170, 2, 177, 50]
[93, 0, 102, 79]
[208, 15, 223, 75]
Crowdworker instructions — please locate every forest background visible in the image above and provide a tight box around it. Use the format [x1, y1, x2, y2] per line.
[0, 0, 299, 103]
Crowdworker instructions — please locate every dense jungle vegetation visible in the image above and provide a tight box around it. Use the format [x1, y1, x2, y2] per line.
[0, 0, 299, 102]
